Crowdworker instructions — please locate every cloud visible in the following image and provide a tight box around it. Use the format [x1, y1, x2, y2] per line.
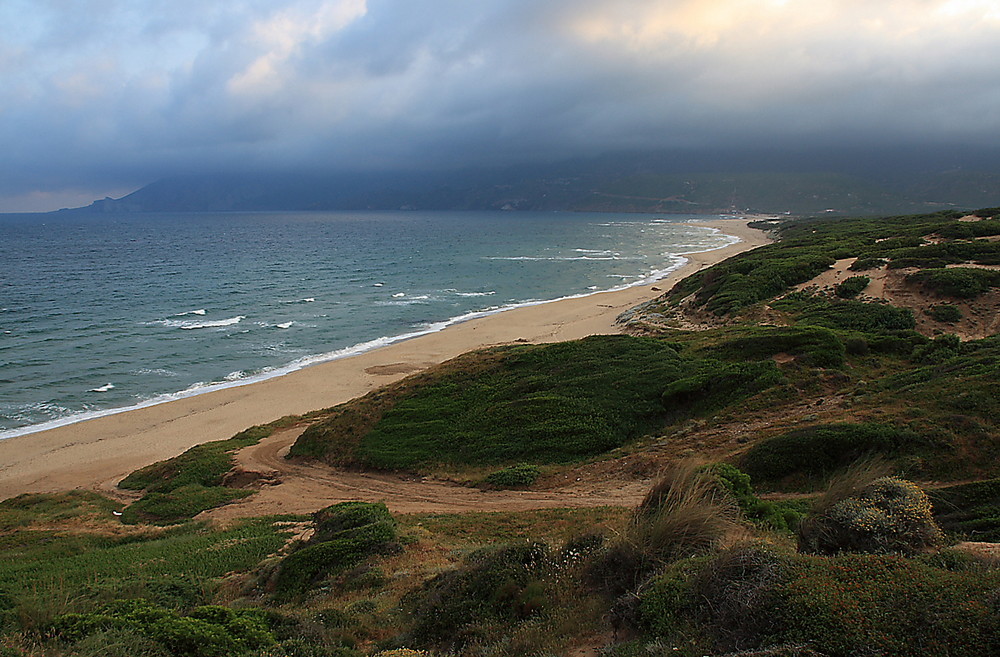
[2, 0, 1000, 210]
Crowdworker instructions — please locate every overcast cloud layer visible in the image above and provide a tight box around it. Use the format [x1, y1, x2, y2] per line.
[3, 0, 1000, 211]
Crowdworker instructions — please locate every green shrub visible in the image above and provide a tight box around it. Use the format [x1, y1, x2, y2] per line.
[661, 360, 784, 415]
[798, 477, 942, 555]
[274, 502, 397, 597]
[929, 478, 1000, 541]
[741, 423, 926, 484]
[773, 294, 915, 333]
[49, 600, 276, 657]
[312, 502, 393, 543]
[296, 335, 692, 468]
[121, 485, 251, 525]
[640, 546, 1000, 656]
[908, 267, 1000, 299]
[706, 463, 805, 532]
[848, 257, 886, 271]
[484, 464, 542, 488]
[403, 542, 551, 650]
[834, 275, 870, 298]
[926, 304, 963, 323]
[709, 326, 846, 368]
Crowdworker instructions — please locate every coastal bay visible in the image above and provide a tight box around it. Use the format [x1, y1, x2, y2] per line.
[0, 218, 770, 500]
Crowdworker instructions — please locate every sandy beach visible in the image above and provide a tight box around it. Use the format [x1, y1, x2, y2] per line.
[0, 218, 771, 501]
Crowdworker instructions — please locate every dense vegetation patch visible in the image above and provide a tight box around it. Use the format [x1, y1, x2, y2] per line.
[119, 425, 276, 524]
[930, 478, 1000, 541]
[293, 335, 783, 470]
[274, 502, 398, 598]
[640, 546, 1000, 657]
[741, 423, 931, 485]
[908, 266, 1000, 299]
[666, 208, 1000, 315]
[772, 294, 916, 333]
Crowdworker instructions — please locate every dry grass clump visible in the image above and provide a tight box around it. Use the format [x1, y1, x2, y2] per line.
[590, 461, 744, 595]
[631, 461, 743, 563]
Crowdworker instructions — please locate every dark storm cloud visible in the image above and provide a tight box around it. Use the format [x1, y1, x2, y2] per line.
[3, 0, 1000, 210]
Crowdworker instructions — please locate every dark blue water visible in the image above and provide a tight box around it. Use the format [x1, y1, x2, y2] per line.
[0, 210, 736, 437]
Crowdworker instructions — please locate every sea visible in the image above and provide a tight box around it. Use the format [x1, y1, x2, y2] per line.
[0, 210, 738, 439]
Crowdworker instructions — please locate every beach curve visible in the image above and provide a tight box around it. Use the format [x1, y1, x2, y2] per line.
[0, 218, 772, 501]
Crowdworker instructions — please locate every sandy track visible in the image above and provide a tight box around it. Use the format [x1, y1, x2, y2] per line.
[200, 426, 653, 522]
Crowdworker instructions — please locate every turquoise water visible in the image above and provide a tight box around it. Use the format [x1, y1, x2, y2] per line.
[0, 210, 736, 438]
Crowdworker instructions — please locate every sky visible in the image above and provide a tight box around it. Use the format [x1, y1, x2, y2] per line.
[2, 0, 1000, 212]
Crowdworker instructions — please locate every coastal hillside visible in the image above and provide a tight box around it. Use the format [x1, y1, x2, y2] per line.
[72, 162, 1000, 216]
[3, 209, 1000, 656]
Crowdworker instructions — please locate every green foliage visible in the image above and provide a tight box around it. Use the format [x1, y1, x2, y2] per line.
[927, 304, 963, 323]
[403, 542, 550, 651]
[773, 293, 915, 333]
[661, 359, 784, 416]
[122, 485, 252, 525]
[665, 209, 1000, 316]
[484, 464, 542, 488]
[119, 425, 274, 524]
[49, 600, 275, 657]
[296, 335, 695, 468]
[706, 463, 806, 533]
[708, 325, 846, 368]
[0, 516, 289, 609]
[274, 503, 397, 597]
[848, 257, 886, 271]
[798, 477, 942, 555]
[834, 275, 869, 298]
[930, 479, 1000, 541]
[741, 423, 928, 484]
[120, 425, 272, 493]
[908, 266, 1000, 299]
[641, 546, 1000, 656]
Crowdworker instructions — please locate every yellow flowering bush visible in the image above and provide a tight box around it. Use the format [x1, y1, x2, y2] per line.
[799, 477, 942, 555]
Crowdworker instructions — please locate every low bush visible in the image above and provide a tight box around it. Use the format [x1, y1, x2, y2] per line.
[741, 423, 926, 484]
[707, 463, 806, 532]
[403, 542, 551, 651]
[119, 424, 274, 524]
[848, 257, 886, 271]
[484, 464, 541, 488]
[834, 275, 869, 298]
[296, 335, 692, 468]
[772, 294, 915, 334]
[798, 476, 942, 555]
[908, 267, 1000, 299]
[274, 502, 397, 597]
[929, 478, 1000, 541]
[49, 600, 276, 657]
[661, 360, 784, 416]
[708, 326, 846, 368]
[121, 485, 252, 525]
[640, 545, 1000, 656]
[927, 304, 963, 323]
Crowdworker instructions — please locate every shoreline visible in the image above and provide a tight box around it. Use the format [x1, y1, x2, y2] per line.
[0, 218, 772, 501]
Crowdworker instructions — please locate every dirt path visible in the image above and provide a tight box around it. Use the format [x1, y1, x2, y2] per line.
[200, 427, 652, 523]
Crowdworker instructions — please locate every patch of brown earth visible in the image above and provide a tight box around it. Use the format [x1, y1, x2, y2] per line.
[199, 426, 654, 524]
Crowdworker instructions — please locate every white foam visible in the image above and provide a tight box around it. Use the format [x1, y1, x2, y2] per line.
[391, 292, 406, 298]
[276, 322, 293, 329]
[158, 315, 245, 330]
[89, 383, 114, 392]
[173, 309, 206, 316]
[373, 282, 384, 287]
